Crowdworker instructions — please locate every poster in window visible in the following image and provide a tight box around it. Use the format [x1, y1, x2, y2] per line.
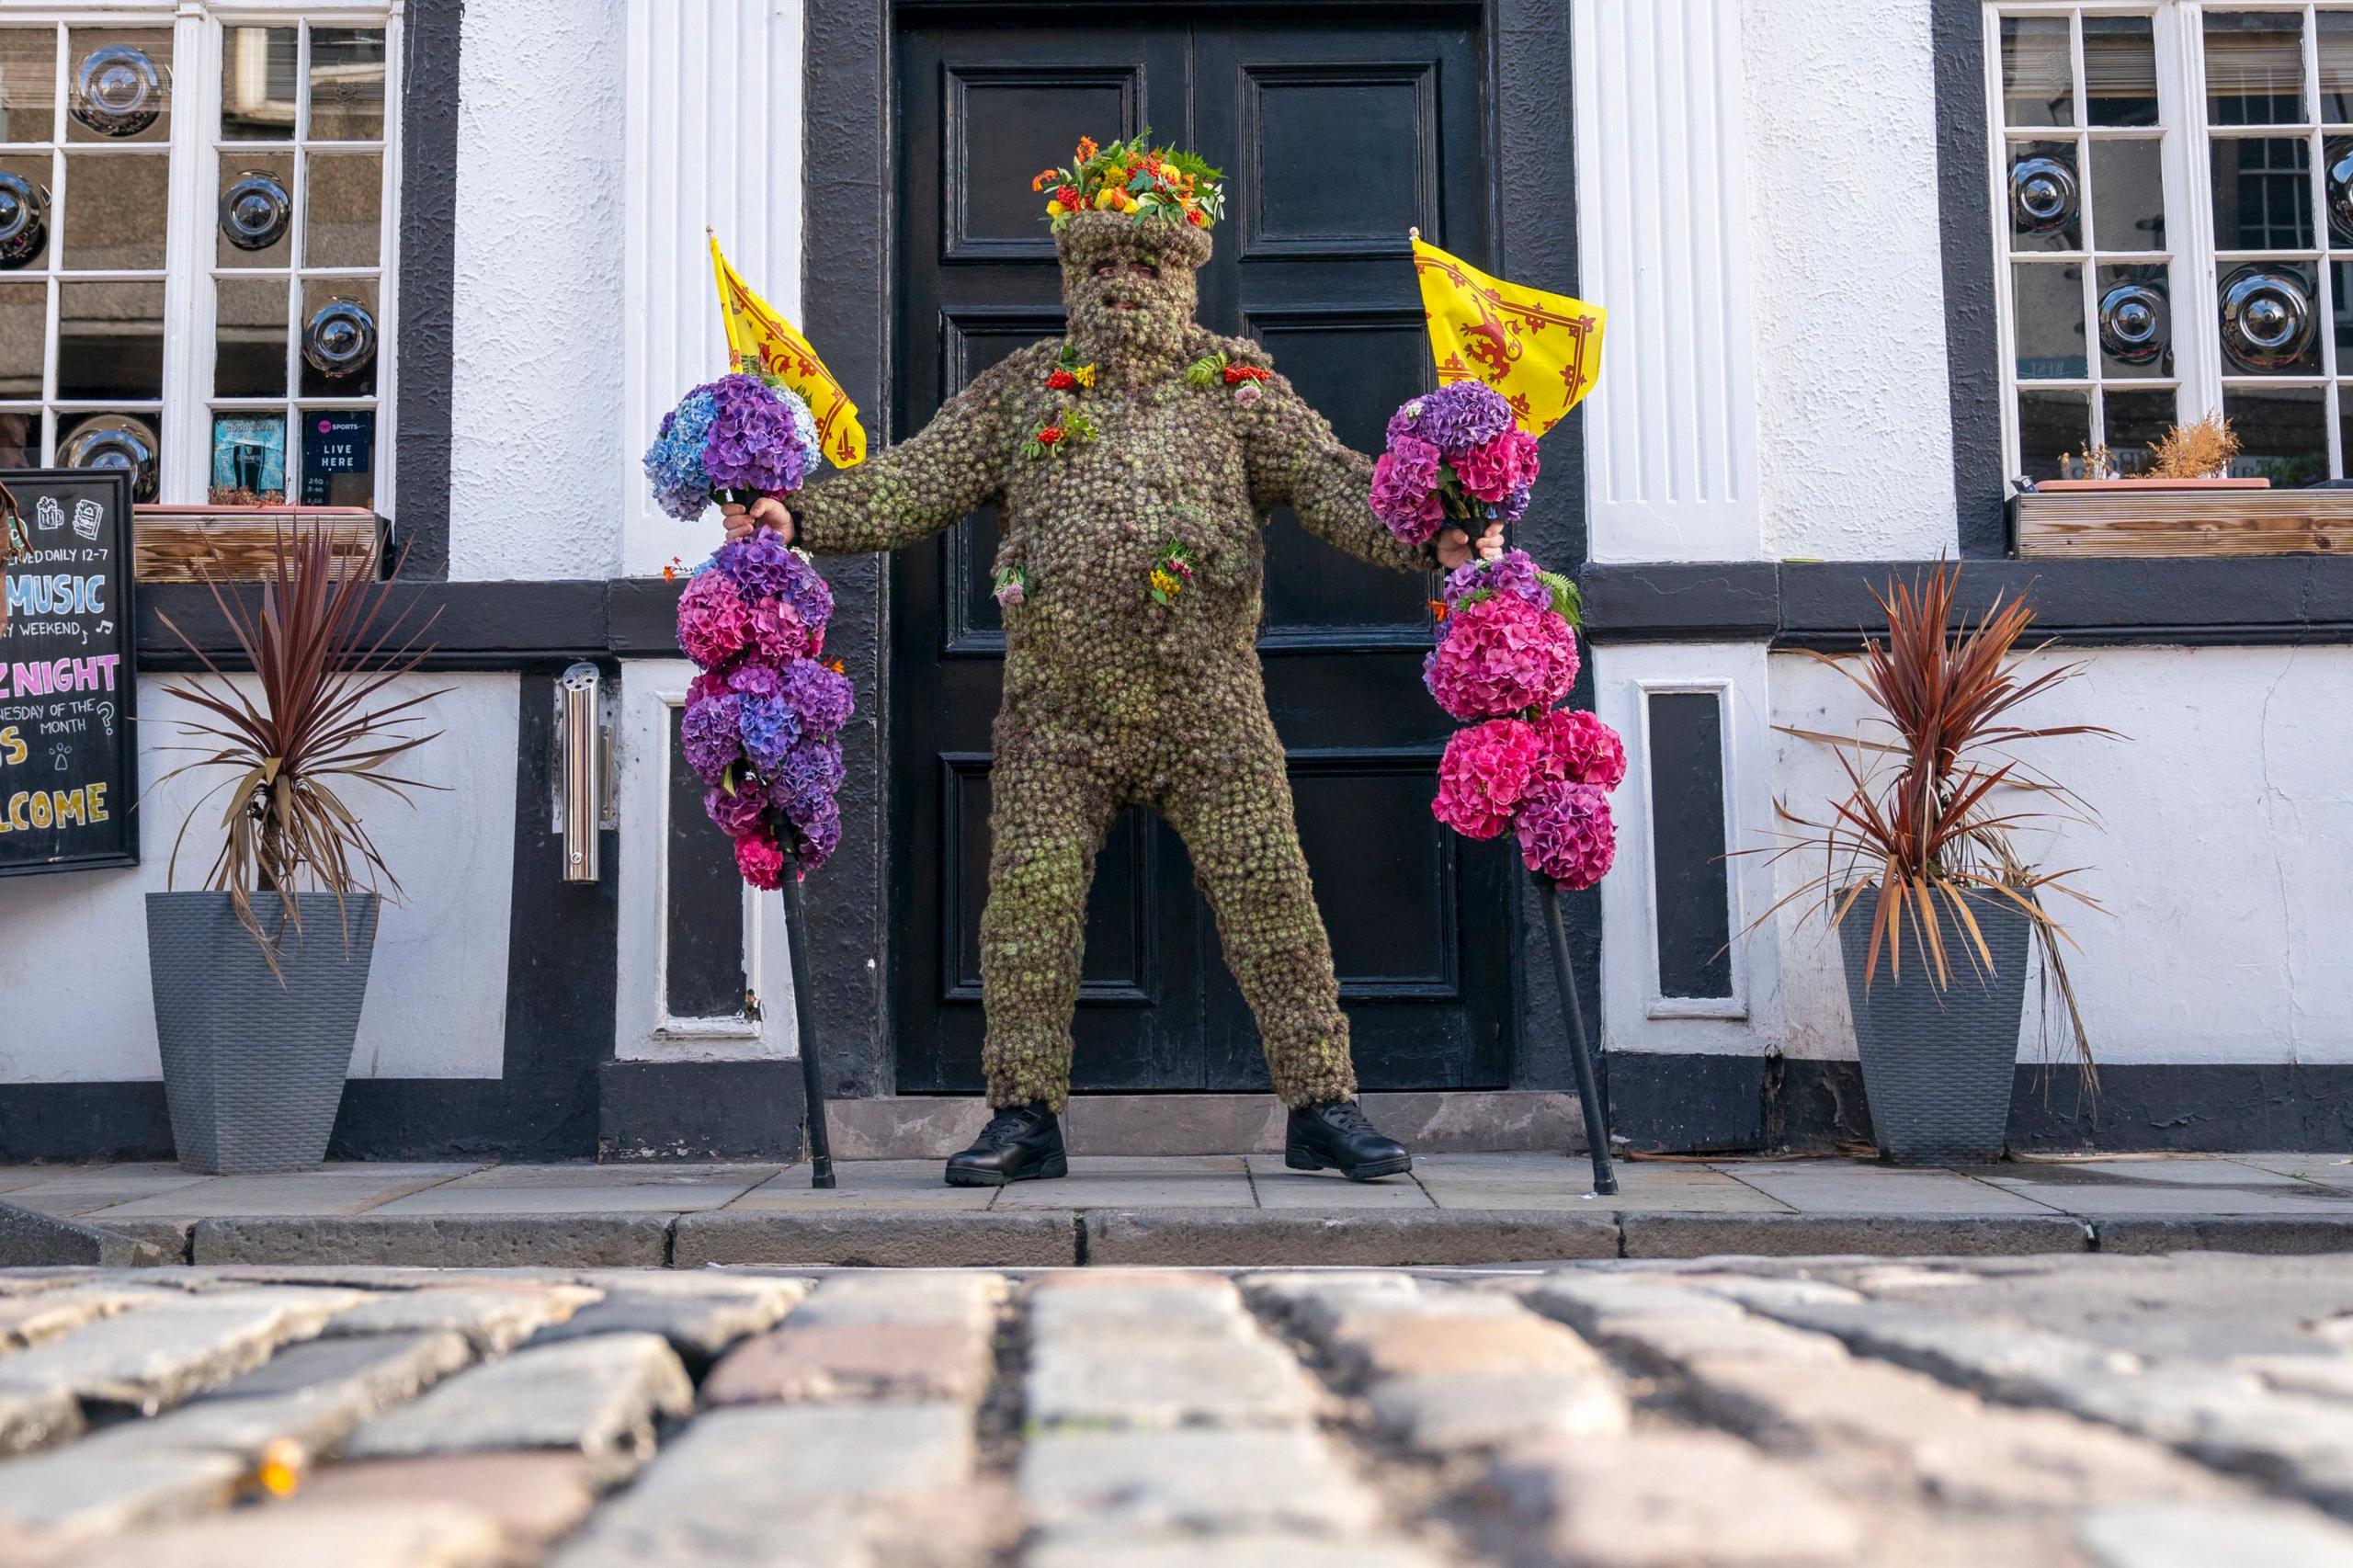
[210, 413, 287, 506]
[299, 408, 372, 507]
[0, 469, 139, 875]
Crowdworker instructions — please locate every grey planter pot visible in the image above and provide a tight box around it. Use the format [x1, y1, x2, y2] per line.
[145, 891, 378, 1175]
[1836, 885, 2031, 1165]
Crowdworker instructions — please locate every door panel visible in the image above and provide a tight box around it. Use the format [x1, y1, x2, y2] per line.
[894, 12, 1508, 1096]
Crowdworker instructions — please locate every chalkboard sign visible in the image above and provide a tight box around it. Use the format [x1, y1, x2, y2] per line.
[0, 470, 138, 876]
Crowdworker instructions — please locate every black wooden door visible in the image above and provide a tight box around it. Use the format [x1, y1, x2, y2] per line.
[892, 9, 1512, 1096]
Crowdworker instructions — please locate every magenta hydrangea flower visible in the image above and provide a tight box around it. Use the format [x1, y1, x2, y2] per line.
[714, 528, 801, 599]
[1517, 779, 1616, 889]
[776, 550, 835, 632]
[746, 598, 811, 663]
[687, 669, 730, 709]
[734, 830, 788, 890]
[1370, 433, 1449, 546]
[1453, 426, 1540, 504]
[703, 374, 813, 496]
[676, 568, 753, 669]
[737, 694, 801, 771]
[679, 693, 745, 784]
[1423, 592, 1581, 720]
[1388, 381, 1515, 456]
[1538, 708, 1627, 791]
[705, 780, 768, 837]
[780, 659, 855, 736]
[1432, 718, 1566, 840]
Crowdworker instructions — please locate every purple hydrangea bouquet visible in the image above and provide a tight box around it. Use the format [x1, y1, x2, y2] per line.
[1373, 384, 1627, 891]
[644, 371, 820, 518]
[652, 373, 849, 889]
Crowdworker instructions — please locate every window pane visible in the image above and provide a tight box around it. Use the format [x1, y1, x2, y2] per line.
[2091, 138, 2165, 250]
[2019, 387, 2089, 481]
[301, 278, 377, 398]
[56, 278, 161, 398]
[0, 280, 39, 398]
[61, 152, 166, 270]
[2008, 141, 2082, 253]
[2002, 16, 2075, 128]
[2325, 14, 2353, 123]
[2218, 261, 2320, 373]
[308, 29, 386, 142]
[57, 411, 156, 500]
[2101, 389, 2177, 473]
[2210, 136, 2313, 250]
[2335, 261, 2353, 359]
[2085, 17, 2159, 129]
[2224, 384, 2327, 483]
[210, 413, 287, 506]
[2097, 263, 2171, 378]
[64, 29, 170, 146]
[2013, 261, 2087, 379]
[221, 26, 297, 141]
[304, 152, 381, 268]
[2207, 11, 2307, 126]
[297, 406, 374, 508]
[215, 276, 287, 397]
[0, 411, 35, 468]
[0, 153, 51, 273]
[2331, 138, 2353, 244]
[217, 153, 293, 267]
[0, 28, 56, 144]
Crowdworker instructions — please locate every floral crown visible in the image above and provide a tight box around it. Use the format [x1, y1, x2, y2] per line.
[1032, 131, 1225, 233]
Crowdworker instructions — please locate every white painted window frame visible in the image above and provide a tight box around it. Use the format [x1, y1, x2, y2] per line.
[612, 658, 798, 1063]
[1987, 0, 2353, 482]
[0, 1, 399, 512]
[1630, 676, 1751, 1023]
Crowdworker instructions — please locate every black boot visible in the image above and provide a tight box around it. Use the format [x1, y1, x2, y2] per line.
[1285, 1099, 1413, 1182]
[945, 1102, 1068, 1187]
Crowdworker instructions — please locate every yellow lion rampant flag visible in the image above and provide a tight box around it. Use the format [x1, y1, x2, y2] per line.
[1410, 233, 1605, 437]
[709, 231, 868, 468]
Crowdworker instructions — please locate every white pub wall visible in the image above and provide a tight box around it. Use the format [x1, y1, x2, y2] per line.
[0, 675, 519, 1084]
[1767, 646, 2353, 1067]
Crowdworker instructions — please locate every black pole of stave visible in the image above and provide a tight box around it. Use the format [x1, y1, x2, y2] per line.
[1539, 873, 1617, 1195]
[779, 865, 835, 1188]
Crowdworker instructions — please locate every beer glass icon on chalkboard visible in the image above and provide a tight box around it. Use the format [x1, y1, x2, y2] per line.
[71, 499, 100, 542]
[35, 495, 61, 532]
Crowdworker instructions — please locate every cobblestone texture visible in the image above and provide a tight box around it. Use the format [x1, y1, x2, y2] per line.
[5, 1256, 2353, 1563]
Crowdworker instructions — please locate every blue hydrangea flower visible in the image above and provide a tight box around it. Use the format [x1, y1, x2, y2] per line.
[736, 694, 801, 772]
[643, 389, 720, 519]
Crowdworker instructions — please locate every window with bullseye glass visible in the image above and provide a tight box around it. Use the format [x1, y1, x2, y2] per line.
[1992, 3, 2353, 485]
[0, 8, 396, 510]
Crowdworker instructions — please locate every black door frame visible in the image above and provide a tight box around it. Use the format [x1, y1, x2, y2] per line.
[801, 0, 1596, 1100]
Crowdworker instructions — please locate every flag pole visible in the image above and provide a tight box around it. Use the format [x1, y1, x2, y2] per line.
[1537, 869, 1617, 1195]
[779, 865, 836, 1188]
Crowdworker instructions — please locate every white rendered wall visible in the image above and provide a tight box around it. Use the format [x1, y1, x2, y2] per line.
[1766, 647, 2353, 1067]
[1743, 0, 1958, 561]
[0, 675, 518, 1084]
[445, 0, 631, 581]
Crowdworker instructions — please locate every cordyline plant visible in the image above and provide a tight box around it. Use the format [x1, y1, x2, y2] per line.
[1750, 562, 2112, 1075]
[153, 519, 443, 957]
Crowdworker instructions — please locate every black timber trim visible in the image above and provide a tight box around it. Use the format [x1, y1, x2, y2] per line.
[1930, 0, 2006, 558]
[597, 1059, 810, 1161]
[1580, 556, 2353, 649]
[132, 555, 2353, 669]
[393, 0, 460, 581]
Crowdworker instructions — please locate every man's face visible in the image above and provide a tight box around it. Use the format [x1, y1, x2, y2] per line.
[1067, 248, 1196, 348]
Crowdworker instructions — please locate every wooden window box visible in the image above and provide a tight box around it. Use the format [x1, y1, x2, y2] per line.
[131, 506, 386, 584]
[2014, 482, 2353, 558]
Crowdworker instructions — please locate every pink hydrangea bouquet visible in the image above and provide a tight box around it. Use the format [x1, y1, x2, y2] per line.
[1424, 546, 1625, 891]
[1371, 381, 1543, 548]
[674, 530, 851, 887]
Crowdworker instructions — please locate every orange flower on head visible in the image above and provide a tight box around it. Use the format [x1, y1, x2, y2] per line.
[1030, 168, 1058, 192]
[1075, 136, 1098, 162]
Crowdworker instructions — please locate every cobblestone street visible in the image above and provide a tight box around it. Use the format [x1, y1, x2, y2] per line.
[5, 1254, 2353, 1565]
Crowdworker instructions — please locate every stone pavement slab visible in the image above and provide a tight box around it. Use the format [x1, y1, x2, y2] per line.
[1980, 1169, 2353, 1214]
[1716, 1158, 2063, 1215]
[320, 1284, 600, 1351]
[993, 1153, 1255, 1210]
[74, 1500, 510, 1568]
[0, 1166, 216, 1218]
[370, 1164, 776, 1215]
[83, 1165, 481, 1219]
[2223, 1153, 2353, 1187]
[1244, 1157, 1436, 1207]
[1415, 1156, 1787, 1212]
[727, 1159, 997, 1210]
[191, 1215, 674, 1268]
[0, 1286, 364, 1417]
